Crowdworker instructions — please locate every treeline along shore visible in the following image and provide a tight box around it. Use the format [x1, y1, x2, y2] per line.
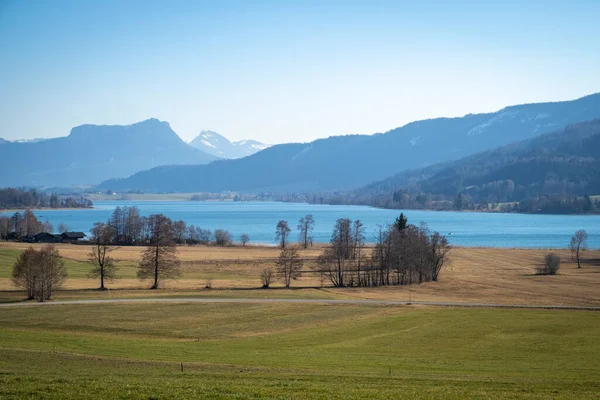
[0, 188, 92, 210]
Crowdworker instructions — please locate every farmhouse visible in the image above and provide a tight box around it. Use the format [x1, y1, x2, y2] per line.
[33, 232, 62, 243]
[60, 231, 87, 243]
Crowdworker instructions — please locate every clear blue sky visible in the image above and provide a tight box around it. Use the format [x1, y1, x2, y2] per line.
[1, 0, 599, 144]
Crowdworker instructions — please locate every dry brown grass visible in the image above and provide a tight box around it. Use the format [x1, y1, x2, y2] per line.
[1, 242, 599, 306]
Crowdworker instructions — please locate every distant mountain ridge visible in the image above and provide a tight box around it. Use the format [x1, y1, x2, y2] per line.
[189, 130, 269, 159]
[358, 119, 600, 202]
[98, 92, 600, 193]
[0, 118, 218, 187]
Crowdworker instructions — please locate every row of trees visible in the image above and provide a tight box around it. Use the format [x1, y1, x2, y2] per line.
[0, 209, 68, 240]
[102, 207, 316, 249]
[275, 214, 315, 248]
[90, 214, 182, 290]
[265, 214, 451, 289]
[11, 213, 183, 299]
[102, 206, 243, 246]
[313, 213, 450, 287]
[0, 188, 92, 210]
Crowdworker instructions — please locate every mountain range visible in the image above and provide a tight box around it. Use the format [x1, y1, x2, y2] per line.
[0, 119, 218, 187]
[356, 119, 600, 204]
[189, 130, 269, 159]
[98, 93, 600, 193]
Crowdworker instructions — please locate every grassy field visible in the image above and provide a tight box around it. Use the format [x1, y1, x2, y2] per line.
[1, 242, 599, 306]
[1, 302, 599, 399]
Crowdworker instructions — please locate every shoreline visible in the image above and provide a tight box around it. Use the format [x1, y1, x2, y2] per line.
[0, 207, 94, 213]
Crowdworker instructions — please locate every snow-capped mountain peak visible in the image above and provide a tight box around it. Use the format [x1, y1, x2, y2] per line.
[189, 130, 270, 159]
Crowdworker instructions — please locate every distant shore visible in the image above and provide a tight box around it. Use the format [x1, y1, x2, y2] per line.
[0, 207, 94, 213]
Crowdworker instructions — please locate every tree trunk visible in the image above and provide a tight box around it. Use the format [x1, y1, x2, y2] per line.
[152, 245, 159, 289]
[100, 265, 105, 290]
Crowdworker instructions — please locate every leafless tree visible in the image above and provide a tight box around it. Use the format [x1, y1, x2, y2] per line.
[0, 216, 11, 240]
[240, 233, 250, 247]
[12, 245, 67, 301]
[275, 220, 291, 248]
[197, 227, 211, 244]
[88, 222, 118, 290]
[42, 219, 53, 233]
[22, 209, 42, 237]
[568, 236, 577, 261]
[137, 214, 181, 289]
[430, 232, 451, 281]
[313, 218, 373, 287]
[571, 230, 588, 268]
[11, 247, 38, 299]
[58, 222, 69, 234]
[173, 220, 187, 244]
[297, 214, 315, 249]
[214, 229, 233, 246]
[537, 253, 561, 275]
[187, 224, 199, 243]
[276, 247, 303, 287]
[260, 267, 274, 288]
[11, 212, 24, 236]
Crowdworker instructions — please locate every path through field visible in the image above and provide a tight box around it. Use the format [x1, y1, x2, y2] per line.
[2, 296, 599, 310]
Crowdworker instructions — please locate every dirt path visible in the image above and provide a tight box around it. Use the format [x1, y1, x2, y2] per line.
[1, 297, 599, 310]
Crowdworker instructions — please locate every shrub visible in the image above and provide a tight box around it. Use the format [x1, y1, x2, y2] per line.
[537, 253, 561, 275]
[260, 267, 274, 288]
[214, 229, 233, 246]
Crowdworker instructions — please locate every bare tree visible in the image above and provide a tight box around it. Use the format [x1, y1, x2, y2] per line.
[58, 222, 69, 234]
[240, 233, 250, 247]
[214, 229, 233, 246]
[173, 220, 187, 244]
[571, 230, 588, 268]
[11, 247, 38, 299]
[197, 227, 211, 244]
[276, 247, 303, 287]
[12, 245, 67, 301]
[297, 214, 315, 249]
[537, 253, 561, 275]
[42, 219, 53, 233]
[137, 214, 181, 289]
[23, 209, 42, 237]
[11, 212, 24, 236]
[260, 267, 274, 288]
[317, 218, 353, 287]
[88, 222, 118, 290]
[275, 220, 291, 248]
[430, 232, 451, 281]
[568, 236, 577, 261]
[0, 216, 10, 240]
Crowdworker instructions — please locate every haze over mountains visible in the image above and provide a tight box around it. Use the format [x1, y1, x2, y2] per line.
[356, 119, 600, 204]
[99, 93, 600, 193]
[0, 119, 218, 187]
[189, 130, 269, 159]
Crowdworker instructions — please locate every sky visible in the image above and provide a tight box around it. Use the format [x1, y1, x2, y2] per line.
[1, 1, 600, 145]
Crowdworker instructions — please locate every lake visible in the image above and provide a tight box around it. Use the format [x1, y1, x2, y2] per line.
[2, 200, 600, 249]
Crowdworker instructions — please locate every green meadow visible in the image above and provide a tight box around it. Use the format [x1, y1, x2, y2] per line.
[1, 302, 599, 399]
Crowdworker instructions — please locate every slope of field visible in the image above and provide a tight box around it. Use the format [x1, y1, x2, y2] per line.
[1, 303, 599, 399]
[1, 243, 599, 306]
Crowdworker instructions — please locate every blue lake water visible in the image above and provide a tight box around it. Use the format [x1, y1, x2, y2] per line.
[2, 200, 600, 249]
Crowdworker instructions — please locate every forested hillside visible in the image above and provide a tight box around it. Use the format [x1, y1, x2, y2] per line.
[351, 120, 600, 213]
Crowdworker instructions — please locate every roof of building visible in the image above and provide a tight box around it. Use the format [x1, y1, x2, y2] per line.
[61, 231, 86, 239]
